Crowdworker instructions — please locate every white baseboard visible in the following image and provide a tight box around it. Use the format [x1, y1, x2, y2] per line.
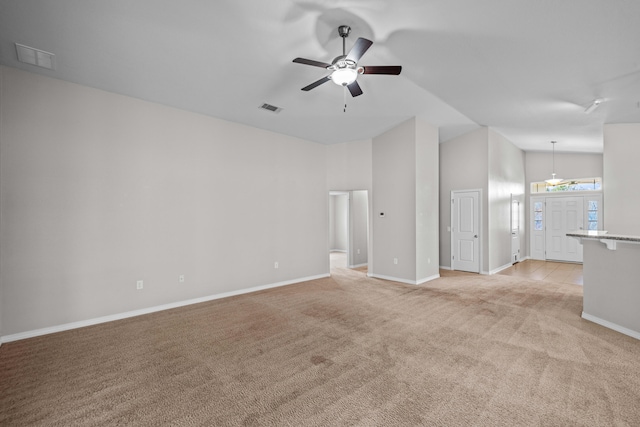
[0, 273, 330, 344]
[416, 274, 440, 285]
[581, 312, 640, 341]
[367, 273, 439, 286]
[441, 258, 530, 275]
[348, 263, 368, 268]
[483, 262, 513, 275]
[330, 249, 347, 253]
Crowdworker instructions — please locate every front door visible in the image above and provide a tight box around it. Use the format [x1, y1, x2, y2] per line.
[545, 196, 584, 262]
[451, 190, 480, 273]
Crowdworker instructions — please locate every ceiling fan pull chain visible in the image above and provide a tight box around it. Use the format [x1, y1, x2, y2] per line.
[343, 86, 347, 113]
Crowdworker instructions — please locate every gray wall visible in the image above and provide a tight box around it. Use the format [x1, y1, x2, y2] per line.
[525, 152, 603, 185]
[372, 119, 417, 281]
[439, 127, 489, 270]
[0, 67, 3, 341]
[349, 190, 369, 267]
[372, 117, 439, 283]
[0, 66, 328, 337]
[329, 194, 348, 251]
[603, 124, 640, 234]
[488, 129, 525, 272]
[524, 151, 603, 257]
[325, 139, 372, 192]
[582, 240, 640, 335]
[326, 140, 373, 269]
[415, 114, 440, 280]
[440, 127, 525, 273]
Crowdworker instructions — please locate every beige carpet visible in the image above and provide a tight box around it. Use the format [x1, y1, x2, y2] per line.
[1, 267, 639, 426]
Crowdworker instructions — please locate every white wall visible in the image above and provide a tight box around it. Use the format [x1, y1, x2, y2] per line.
[0, 66, 4, 341]
[330, 194, 348, 251]
[440, 127, 525, 273]
[372, 117, 439, 283]
[582, 240, 640, 336]
[525, 152, 603, 185]
[603, 124, 640, 234]
[0, 66, 329, 337]
[326, 139, 373, 269]
[488, 129, 525, 272]
[325, 139, 373, 192]
[415, 114, 440, 280]
[329, 196, 336, 250]
[439, 127, 489, 270]
[349, 190, 369, 267]
[524, 151, 603, 256]
[372, 119, 417, 281]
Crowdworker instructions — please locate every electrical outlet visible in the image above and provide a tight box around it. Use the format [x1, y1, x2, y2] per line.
[357, 249, 360, 254]
[394, 258, 398, 265]
[274, 261, 279, 269]
[136, 280, 143, 290]
[179, 275, 185, 283]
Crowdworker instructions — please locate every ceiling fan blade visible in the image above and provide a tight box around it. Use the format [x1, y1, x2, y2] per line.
[293, 58, 331, 68]
[301, 76, 331, 91]
[347, 81, 363, 97]
[345, 38, 373, 62]
[362, 65, 402, 75]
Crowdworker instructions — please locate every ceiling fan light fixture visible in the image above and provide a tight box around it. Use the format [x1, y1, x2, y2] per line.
[330, 67, 358, 86]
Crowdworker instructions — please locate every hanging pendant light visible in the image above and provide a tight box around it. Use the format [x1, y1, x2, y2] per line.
[545, 141, 563, 186]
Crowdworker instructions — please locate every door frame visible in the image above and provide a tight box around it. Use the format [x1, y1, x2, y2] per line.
[328, 190, 370, 271]
[450, 189, 482, 273]
[511, 194, 523, 263]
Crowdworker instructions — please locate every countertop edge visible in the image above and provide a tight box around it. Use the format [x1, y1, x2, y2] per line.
[566, 231, 640, 243]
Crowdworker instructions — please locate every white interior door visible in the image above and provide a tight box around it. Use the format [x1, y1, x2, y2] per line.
[545, 196, 584, 262]
[451, 190, 480, 273]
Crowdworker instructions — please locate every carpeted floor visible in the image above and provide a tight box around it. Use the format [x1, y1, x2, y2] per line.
[1, 265, 639, 426]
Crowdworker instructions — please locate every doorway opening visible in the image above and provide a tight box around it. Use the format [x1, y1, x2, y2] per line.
[329, 190, 369, 273]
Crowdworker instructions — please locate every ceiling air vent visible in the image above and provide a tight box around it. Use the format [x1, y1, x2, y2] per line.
[259, 103, 282, 113]
[15, 43, 55, 70]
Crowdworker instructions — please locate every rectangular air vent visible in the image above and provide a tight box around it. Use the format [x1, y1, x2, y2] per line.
[15, 43, 55, 70]
[259, 103, 282, 113]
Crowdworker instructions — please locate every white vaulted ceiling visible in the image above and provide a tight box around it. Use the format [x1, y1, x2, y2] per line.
[1, 0, 639, 152]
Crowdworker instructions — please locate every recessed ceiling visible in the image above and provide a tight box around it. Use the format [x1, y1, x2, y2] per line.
[1, 0, 639, 153]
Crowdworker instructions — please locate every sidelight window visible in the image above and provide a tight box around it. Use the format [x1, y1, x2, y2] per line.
[587, 200, 599, 230]
[534, 201, 543, 231]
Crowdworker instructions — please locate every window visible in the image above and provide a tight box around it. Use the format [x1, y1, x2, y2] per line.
[531, 177, 601, 193]
[534, 201, 543, 231]
[587, 200, 599, 230]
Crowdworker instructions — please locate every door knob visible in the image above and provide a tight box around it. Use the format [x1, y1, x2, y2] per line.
[474, 235, 478, 238]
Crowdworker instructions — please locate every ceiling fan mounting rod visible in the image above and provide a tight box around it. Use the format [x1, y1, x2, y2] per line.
[338, 25, 351, 56]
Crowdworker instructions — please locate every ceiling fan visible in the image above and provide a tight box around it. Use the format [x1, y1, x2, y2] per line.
[293, 25, 402, 98]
